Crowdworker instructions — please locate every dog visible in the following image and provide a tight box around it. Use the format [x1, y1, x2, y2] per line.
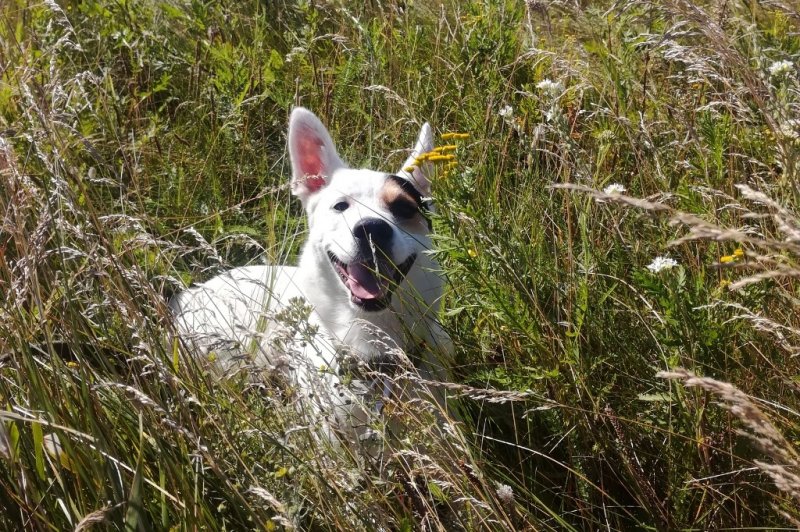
[171, 108, 452, 442]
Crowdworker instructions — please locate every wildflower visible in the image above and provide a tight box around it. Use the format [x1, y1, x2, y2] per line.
[403, 165, 416, 172]
[718, 279, 731, 290]
[603, 183, 626, 195]
[284, 46, 306, 64]
[66, 361, 79, 369]
[646, 256, 678, 273]
[720, 248, 744, 264]
[441, 132, 470, 140]
[498, 105, 514, 118]
[536, 78, 563, 96]
[768, 59, 794, 78]
[468, 248, 477, 258]
[436, 144, 458, 153]
[496, 483, 514, 505]
[428, 154, 455, 162]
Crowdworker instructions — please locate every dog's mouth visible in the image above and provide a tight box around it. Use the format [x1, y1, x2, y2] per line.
[327, 251, 417, 311]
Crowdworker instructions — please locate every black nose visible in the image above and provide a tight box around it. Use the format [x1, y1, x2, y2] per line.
[353, 218, 393, 257]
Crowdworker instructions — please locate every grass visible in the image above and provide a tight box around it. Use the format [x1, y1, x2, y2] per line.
[1, 0, 800, 528]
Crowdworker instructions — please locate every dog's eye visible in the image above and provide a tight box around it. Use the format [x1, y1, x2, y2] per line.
[332, 201, 349, 212]
[389, 199, 418, 219]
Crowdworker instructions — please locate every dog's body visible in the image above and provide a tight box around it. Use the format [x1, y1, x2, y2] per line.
[171, 108, 450, 438]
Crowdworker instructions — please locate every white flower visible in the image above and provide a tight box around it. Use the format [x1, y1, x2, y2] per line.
[768, 59, 794, 78]
[647, 256, 678, 273]
[498, 105, 514, 118]
[536, 78, 563, 96]
[496, 483, 514, 505]
[603, 183, 626, 195]
[284, 46, 306, 63]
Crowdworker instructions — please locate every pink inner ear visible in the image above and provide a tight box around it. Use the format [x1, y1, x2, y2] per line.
[304, 175, 326, 193]
[294, 130, 328, 194]
[296, 134, 323, 176]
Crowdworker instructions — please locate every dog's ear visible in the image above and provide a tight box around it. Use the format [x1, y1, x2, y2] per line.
[398, 122, 434, 196]
[288, 107, 345, 203]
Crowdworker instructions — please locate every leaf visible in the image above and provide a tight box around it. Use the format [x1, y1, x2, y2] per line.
[43, 433, 75, 472]
[637, 393, 673, 403]
[172, 337, 180, 373]
[125, 415, 149, 532]
[32, 422, 45, 481]
[0, 421, 11, 461]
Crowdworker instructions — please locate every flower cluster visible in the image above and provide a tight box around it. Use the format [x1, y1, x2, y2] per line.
[768, 59, 795, 78]
[404, 132, 469, 178]
[536, 78, 563, 96]
[495, 483, 514, 505]
[720, 248, 744, 264]
[647, 256, 678, 273]
[498, 105, 514, 118]
[441, 132, 470, 140]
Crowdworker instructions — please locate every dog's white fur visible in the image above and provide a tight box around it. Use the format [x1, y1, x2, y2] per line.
[171, 108, 450, 438]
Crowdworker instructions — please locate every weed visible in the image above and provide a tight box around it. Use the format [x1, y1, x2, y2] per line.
[0, 0, 799, 528]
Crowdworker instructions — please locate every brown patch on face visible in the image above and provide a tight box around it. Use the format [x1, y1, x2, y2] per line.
[380, 178, 426, 229]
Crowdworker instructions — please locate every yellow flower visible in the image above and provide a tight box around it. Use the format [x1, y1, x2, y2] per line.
[66, 361, 79, 369]
[441, 132, 470, 140]
[403, 165, 416, 172]
[429, 154, 455, 162]
[720, 249, 744, 264]
[468, 248, 478, 258]
[718, 279, 731, 289]
[436, 145, 458, 152]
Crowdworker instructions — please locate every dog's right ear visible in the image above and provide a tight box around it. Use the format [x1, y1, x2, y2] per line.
[288, 107, 344, 204]
[398, 122, 434, 197]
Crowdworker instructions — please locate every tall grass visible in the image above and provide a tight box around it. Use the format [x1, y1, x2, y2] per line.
[0, 0, 799, 528]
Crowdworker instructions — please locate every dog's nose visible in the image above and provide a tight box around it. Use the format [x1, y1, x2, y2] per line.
[353, 218, 393, 255]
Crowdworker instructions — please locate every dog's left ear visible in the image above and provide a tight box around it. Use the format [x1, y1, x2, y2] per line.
[288, 107, 345, 204]
[398, 122, 434, 197]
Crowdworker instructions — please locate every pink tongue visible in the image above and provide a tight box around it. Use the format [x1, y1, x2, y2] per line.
[345, 262, 385, 300]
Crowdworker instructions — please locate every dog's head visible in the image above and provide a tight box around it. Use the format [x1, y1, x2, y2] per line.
[288, 107, 436, 312]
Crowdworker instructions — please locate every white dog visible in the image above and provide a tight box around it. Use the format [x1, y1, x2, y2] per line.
[171, 108, 451, 440]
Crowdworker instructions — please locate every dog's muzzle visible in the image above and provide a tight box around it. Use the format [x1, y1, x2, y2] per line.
[327, 251, 417, 311]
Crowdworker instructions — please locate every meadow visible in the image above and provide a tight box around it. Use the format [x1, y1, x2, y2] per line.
[1, 0, 799, 529]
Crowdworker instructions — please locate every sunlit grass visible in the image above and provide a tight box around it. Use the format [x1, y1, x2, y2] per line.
[0, 0, 799, 528]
